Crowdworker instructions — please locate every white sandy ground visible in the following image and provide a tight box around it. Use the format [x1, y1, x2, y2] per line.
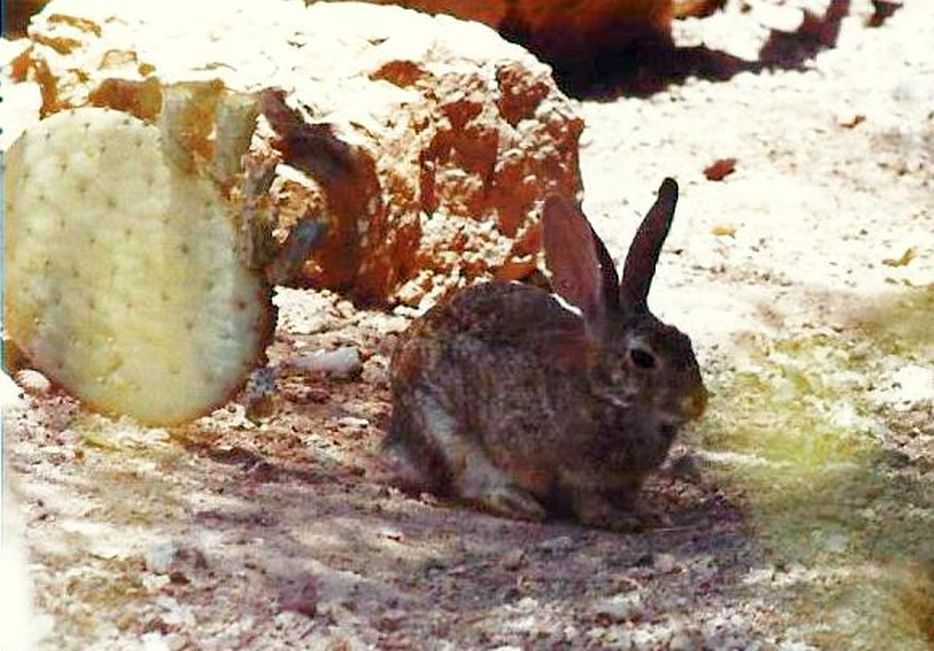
[2, 1, 932, 649]
[2, 371, 48, 651]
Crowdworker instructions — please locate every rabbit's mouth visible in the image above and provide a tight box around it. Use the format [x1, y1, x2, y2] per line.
[671, 388, 708, 423]
[656, 391, 706, 432]
[686, 388, 709, 420]
[658, 423, 679, 440]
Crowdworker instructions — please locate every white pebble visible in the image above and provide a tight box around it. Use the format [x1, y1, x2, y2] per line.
[653, 552, 678, 573]
[289, 347, 362, 377]
[593, 592, 644, 623]
[15, 369, 51, 396]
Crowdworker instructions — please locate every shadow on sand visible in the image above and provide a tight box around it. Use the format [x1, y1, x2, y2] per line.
[542, 0, 902, 98]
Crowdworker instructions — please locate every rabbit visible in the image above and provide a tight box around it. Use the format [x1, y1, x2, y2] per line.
[384, 178, 707, 529]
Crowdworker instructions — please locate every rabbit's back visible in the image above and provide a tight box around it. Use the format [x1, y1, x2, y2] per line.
[404, 282, 581, 346]
[388, 282, 595, 488]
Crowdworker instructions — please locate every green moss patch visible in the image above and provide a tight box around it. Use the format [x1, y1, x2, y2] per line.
[696, 287, 932, 648]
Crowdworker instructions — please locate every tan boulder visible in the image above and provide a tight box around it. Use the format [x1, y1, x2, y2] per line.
[4, 0, 583, 306]
[0, 1, 728, 45]
[347, 1, 728, 77]
[361, 0, 674, 79]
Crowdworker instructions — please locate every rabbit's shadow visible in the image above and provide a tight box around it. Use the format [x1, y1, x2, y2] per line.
[179, 438, 750, 621]
[184, 432, 745, 554]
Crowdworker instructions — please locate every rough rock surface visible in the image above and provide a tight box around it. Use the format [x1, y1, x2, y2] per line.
[4, 0, 583, 306]
[356, 1, 729, 62]
[0, 1, 731, 43]
[360, 1, 674, 71]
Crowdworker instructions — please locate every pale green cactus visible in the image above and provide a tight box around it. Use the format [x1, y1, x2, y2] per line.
[3, 104, 278, 425]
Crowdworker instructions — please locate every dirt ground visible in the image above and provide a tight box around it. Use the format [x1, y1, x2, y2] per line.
[3, 1, 932, 649]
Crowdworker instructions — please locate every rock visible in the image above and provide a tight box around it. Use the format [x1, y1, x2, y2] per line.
[144, 542, 208, 584]
[276, 571, 319, 618]
[361, 1, 674, 78]
[14, 369, 51, 396]
[653, 552, 678, 573]
[704, 157, 738, 181]
[336, 415, 371, 429]
[274, 288, 345, 335]
[836, 110, 866, 128]
[5, 0, 583, 308]
[538, 535, 575, 554]
[668, 618, 703, 651]
[592, 592, 644, 624]
[4, 1, 725, 60]
[501, 548, 526, 570]
[289, 347, 363, 378]
[1, 0, 47, 36]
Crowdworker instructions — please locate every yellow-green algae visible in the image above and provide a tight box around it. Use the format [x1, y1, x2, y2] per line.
[695, 287, 932, 649]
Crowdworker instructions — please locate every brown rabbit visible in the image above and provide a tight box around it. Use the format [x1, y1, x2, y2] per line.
[385, 178, 707, 528]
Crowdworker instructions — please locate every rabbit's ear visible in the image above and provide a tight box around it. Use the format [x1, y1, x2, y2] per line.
[543, 194, 608, 324]
[589, 223, 621, 312]
[620, 178, 678, 312]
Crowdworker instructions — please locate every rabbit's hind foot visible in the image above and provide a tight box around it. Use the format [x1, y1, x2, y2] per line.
[474, 483, 547, 522]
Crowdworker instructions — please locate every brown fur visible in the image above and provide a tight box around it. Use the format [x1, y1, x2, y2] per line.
[385, 179, 707, 528]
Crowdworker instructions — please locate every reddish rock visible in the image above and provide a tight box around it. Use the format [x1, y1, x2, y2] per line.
[4, 0, 584, 307]
[351, 2, 726, 78]
[363, 0, 675, 78]
[672, 0, 727, 19]
[1, 0, 48, 36]
[704, 158, 738, 181]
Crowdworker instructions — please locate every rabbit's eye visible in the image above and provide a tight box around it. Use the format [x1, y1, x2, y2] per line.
[630, 348, 656, 370]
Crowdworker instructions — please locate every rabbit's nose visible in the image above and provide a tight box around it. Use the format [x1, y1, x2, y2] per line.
[681, 388, 707, 420]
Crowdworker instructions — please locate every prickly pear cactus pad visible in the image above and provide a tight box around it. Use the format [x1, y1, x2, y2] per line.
[3, 107, 274, 425]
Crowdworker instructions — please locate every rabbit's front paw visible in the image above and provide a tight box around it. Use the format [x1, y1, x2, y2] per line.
[571, 492, 666, 532]
[575, 496, 640, 531]
[478, 485, 547, 522]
